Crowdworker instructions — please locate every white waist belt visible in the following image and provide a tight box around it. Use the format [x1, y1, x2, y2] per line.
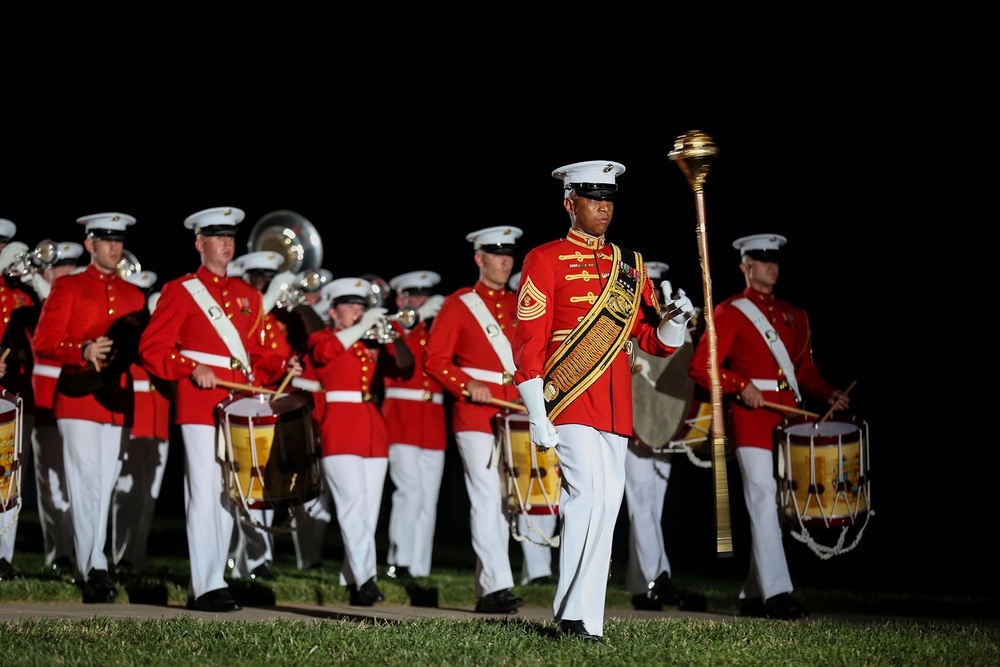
[32, 364, 61, 379]
[292, 377, 323, 393]
[180, 350, 235, 369]
[384, 387, 444, 404]
[461, 367, 509, 385]
[325, 391, 372, 403]
[133, 380, 151, 392]
[751, 378, 791, 392]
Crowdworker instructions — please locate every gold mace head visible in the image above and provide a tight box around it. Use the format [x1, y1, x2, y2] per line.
[668, 130, 718, 193]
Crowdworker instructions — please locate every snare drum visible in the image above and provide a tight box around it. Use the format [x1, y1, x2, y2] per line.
[0, 390, 23, 513]
[494, 412, 561, 515]
[777, 413, 870, 528]
[219, 391, 322, 512]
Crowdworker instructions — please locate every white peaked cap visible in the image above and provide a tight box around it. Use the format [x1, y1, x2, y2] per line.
[551, 160, 626, 200]
[389, 270, 441, 293]
[323, 277, 372, 304]
[646, 261, 669, 280]
[227, 250, 284, 277]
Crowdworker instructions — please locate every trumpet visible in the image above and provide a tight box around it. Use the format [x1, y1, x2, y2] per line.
[272, 269, 332, 311]
[362, 307, 418, 343]
[4, 239, 61, 278]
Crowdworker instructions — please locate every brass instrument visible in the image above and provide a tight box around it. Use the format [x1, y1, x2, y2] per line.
[4, 239, 59, 278]
[247, 210, 324, 274]
[117, 249, 141, 279]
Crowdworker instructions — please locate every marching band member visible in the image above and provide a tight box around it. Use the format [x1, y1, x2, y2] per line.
[381, 270, 446, 581]
[223, 250, 295, 582]
[32, 213, 148, 603]
[138, 207, 301, 612]
[623, 260, 707, 612]
[30, 241, 85, 577]
[507, 269, 558, 588]
[511, 161, 694, 642]
[423, 228, 525, 615]
[688, 233, 849, 620]
[112, 265, 169, 576]
[296, 277, 413, 605]
[286, 278, 334, 571]
[0, 217, 39, 583]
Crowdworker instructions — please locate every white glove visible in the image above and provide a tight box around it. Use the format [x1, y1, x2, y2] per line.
[416, 294, 444, 323]
[21, 272, 51, 300]
[518, 377, 559, 451]
[657, 280, 695, 347]
[262, 270, 298, 314]
[0, 242, 28, 274]
[335, 307, 387, 348]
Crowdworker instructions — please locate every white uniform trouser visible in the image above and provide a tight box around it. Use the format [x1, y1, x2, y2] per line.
[324, 454, 387, 587]
[31, 421, 74, 566]
[517, 512, 557, 584]
[553, 424, 627, 638]
[1, 413, 35, 564]
[58, 418, 126, 580]
[386, 443, 445, 578]
[454, 430, 515, 597]
[291, 489, 332, 569]
[228, 508, 274, 577]
[623, 442, 673, 595]
[735, 446, 793, 601]
[112, 436, 169, 572]
[180, 424, 235, 599]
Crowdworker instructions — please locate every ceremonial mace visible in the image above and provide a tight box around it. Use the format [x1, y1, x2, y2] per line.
[669, 130, 732, 556]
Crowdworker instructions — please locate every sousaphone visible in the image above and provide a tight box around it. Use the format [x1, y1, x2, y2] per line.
[247, 210, 324, 274]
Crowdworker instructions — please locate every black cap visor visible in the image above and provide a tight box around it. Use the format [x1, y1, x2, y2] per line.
[478, 244, 517, 256]
[743, 249, 780, 262]
[333, 295, 369, 306]
[570, 183, 619, 201]
[88, 228, 127, 241]
[196, 224, 238, 237]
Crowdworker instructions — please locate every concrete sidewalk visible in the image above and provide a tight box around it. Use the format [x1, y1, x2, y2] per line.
[1, 600, 730, 624]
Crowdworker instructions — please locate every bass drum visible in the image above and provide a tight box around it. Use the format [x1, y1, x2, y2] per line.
[631, 340, 695, 448]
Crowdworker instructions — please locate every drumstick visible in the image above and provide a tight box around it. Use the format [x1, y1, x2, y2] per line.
[217, 379, 278, 396]
[761, 400, 819, 418]
[0, 348, 9, 362]
[270, 368, 296, 403]
[818, 379, 857, 425]
[462, 390, 526, 412]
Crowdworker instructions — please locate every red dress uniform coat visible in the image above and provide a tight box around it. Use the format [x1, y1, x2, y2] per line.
[689, 287, 835, 451]
[306, 329, 388, 458]
[138, 266, 287, 427]
[129, 362, 170, 442]
[32, 266, 146, 424]
[511, 230, 674, 437]
[423, 281, 521, 434]
[0, 277, 38, 408]
[261, 311, 294, 381]
[380, 321, 447, 450]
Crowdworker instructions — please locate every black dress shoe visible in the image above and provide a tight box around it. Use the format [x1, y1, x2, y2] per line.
[474, 588, 524, 614]
[188, 588, 243, 612]
[386, 565, 412, 581]
[647, 572, 709, 611]
[528, 575, 555, 586]
[249, 564, 277, 581]
[50, 555, 73, 574]
[739, 596, 766, 617]
[762, 593, 809, 620]
[0, 558, 21, 582]
[113, 560, 133, 576]
[557, 620, 603, 644]
[348, 578, 385, 606]
[82, 569, 118, 603]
